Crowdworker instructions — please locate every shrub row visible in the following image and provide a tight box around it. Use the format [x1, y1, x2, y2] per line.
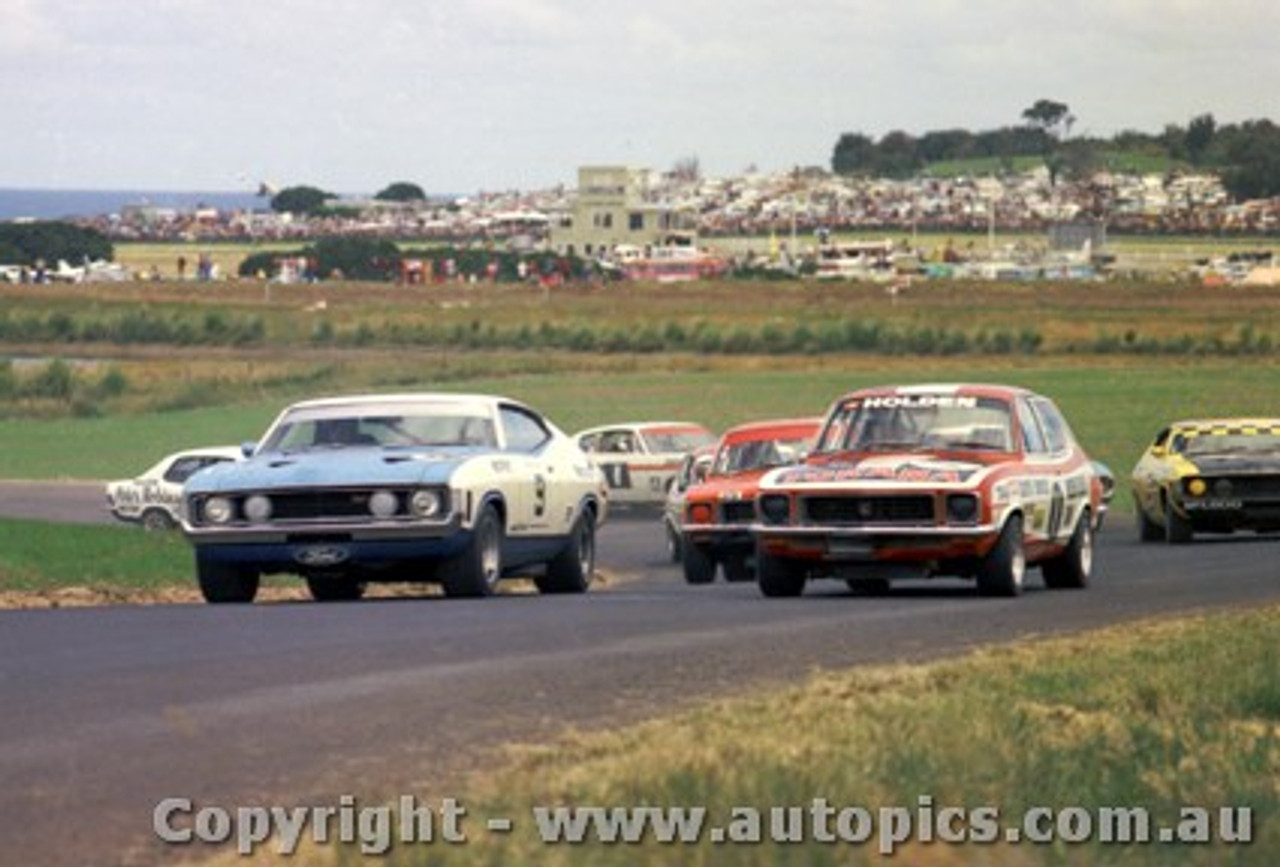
[0, 309, 266, 346]
[0, 359, 129, 417]
[314, 318, 1047, 356]
[1, 306, 1273, 359]
[1068, 325, 1276, 356]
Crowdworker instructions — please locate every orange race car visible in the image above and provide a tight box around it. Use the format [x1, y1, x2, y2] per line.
[680, 417, 822, 583]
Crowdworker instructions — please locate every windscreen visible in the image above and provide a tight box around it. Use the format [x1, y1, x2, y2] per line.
[259, 402, 496, 453]
[640, 427, 717, 454]
[817, 394, 1013, 453]
[714, 434, 812, 474]
[1178, 430, 1280, 456]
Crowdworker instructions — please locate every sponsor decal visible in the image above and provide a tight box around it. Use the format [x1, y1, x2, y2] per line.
[1185, 499, 1244, 511]
[774, 459, 980, 485]
[858, 394, 979, 410]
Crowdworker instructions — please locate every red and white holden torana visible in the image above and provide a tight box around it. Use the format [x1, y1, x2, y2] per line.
[753, 384, 1104, 598]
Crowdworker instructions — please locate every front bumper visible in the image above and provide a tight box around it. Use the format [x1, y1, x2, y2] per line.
[1178, 498, 1280, 532]
[682, 522, 754, 555]
[754, 522, 999, 564]
[191, 526, 471, 575]
[185, 515, 467, 573]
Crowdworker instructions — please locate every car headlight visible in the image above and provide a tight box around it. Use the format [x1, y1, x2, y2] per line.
[1185, 478, 1207, 497]
[946, 493, 980, 524]
[368, 490, 400, 519]
[243, 494, 273, 523]
[202, 496, 234, 525]
[759, 494, 791, 525]
[409, 488, 446, 519]
[1212, 478, 1233, 497]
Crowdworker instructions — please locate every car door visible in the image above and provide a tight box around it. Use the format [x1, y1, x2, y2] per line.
[1027, 397, 1090, 546]
[1013, 397, 1056, 542]
[584, 428, 640, 503]
[499, 404, 562, 534]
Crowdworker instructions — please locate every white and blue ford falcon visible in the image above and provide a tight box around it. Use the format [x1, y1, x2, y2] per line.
[181, 393, 607, 603]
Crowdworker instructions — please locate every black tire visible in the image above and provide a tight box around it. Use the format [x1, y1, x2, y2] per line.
[756, 544, 806, 598]
[977, 514, 1026, 597]
[537, 511, 595, 594]
[1165, 497, 1193, 544]
[664, 521, 683, 563]
[682, 541, 716, 585]
[722, 552, 754, 583]
[305, 575, 366, 602]
[440, 505, 503, 598]
[141, 508, 176, 532]
[1042, 512, 1092, 590]
[196, 556, 259, 604]
[1136, 503, 1163, 543]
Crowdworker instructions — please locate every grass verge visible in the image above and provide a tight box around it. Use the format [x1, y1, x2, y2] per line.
[272, 606, 1278, 866]
[0, 517, 192, 593]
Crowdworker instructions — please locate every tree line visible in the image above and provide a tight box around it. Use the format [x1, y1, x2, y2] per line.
[831, 100, 1280, 199]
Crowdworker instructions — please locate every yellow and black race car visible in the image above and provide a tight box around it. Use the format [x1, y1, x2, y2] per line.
[1131, 419, 1280, 543]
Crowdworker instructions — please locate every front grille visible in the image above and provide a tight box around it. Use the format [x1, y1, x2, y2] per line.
[720, 501, 756, 524]
[802, 495, 935, 525]
[1208, 476, 1280, 499]
[265, 490, 388, 521]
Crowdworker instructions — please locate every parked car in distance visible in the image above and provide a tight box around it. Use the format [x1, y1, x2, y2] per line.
[106, 446, 243, 531]
[181, 393, 607, 603]
[1132, 418, 1280, 544]
[754, 384, 1105, 598]
[680, 417, 821, 583]
[662, 446, 715, 563]
[574, 421, 716, 505]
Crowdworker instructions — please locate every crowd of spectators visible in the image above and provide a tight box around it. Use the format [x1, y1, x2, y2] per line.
[68, 167, 1277, 251]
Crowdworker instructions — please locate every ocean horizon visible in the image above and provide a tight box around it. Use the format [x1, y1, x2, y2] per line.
[0, 188, 270, 221]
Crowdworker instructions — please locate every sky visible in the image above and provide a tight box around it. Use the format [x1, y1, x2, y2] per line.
[1, 0, 1277, 196]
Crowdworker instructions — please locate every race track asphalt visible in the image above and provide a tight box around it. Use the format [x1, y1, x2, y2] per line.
[0, 486, 1277, 866]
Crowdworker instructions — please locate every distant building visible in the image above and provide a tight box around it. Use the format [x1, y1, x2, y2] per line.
[549, 166, 699, 256]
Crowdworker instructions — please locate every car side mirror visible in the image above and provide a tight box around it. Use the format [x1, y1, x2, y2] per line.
[1149, 446, 1166, 459]
[240, 441, 257, 458]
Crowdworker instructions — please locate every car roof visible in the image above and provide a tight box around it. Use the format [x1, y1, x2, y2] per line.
[720, 417, 822, 441]
[285, 392, 514, 409]
[839, 383, 1035, 401]
[575, 421, 709, 434]
[1167, 418, 1280, 433]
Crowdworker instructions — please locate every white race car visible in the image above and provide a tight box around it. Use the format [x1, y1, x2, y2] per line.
[181, 393, 608, 603]
[574, 421, 716, 505]
[106, 446, 244, 531]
